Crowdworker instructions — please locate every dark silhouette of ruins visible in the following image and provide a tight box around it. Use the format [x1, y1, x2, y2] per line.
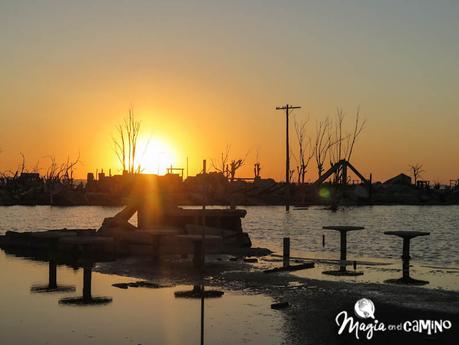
[1, 166, 458, 206]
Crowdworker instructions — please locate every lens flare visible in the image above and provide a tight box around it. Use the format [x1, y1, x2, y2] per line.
[319, 187, 331, 199]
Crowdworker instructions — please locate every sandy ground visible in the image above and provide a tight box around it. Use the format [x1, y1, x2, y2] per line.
[96, 254, 459, 345]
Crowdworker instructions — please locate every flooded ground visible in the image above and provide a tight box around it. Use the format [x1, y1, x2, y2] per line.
[0, 205, 458, 344]
[251, 255, 459, 291]
[0, 252, 285, 345]
[0, 205, 458, 290]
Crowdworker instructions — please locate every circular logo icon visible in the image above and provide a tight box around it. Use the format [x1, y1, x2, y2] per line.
[354, 298, 375, 319]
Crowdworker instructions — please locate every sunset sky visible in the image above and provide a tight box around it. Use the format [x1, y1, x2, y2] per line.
[1, 1, 458, 183]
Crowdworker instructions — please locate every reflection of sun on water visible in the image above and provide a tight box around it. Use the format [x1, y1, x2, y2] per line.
[135, 137, 176, 175]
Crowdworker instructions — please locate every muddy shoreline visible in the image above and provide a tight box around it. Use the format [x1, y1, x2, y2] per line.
[95, 256, 459, 345]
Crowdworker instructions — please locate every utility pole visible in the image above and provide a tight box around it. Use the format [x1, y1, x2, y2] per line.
[276, 104, 301, 211]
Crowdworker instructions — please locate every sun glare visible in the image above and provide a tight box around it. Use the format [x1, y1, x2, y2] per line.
[135, 137, 176, 175]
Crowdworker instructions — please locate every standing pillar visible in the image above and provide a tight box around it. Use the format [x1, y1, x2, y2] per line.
[83, 267, 92, 301]
[340, 231, 347, 272]
[283, 237, 290, 267]
[48, 261, 57, 289]
[402, 238, 411, 279]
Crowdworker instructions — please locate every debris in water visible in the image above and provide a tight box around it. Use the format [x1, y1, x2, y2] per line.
[271, 302, 289, 310]
[244, 258, 258, 263]
[112, 281, 173, 289]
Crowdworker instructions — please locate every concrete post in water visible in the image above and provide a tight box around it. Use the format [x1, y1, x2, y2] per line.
[83, 266, 92, 301]
[283, 237, 290, 267]
[340, 232, 347, 272]
[402, 237, 411, 279]
[383, 230, 429, 285]
[48, 261, 57, 289]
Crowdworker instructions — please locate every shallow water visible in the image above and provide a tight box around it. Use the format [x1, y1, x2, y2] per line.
[0, 205, 458, 267]
[0, 252, 284, 345]
[242, 205, 459, 267]
[0, 205, 458, 344]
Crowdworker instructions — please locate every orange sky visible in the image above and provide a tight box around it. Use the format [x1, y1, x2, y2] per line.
[0, 1, 458, 183]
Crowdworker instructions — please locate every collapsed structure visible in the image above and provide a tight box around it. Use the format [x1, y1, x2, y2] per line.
[0, 179, 256, 267]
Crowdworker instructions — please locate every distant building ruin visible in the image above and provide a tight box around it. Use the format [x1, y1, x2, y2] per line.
[384, 173, 411, 186]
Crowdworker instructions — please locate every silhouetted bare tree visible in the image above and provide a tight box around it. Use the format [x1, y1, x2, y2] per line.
[329, 108, 366, 166]
[113, 108, 141, 174]
[113, 124, 126, 172]
[327, 108, 366, 183]
[211, 145, 230, 177]
[293, 117, 314, 184]
[2, 153, 39, 179]
[346, 108, 366, 162]
[31, 160, 40, 173]
[19, 152, 26, 174]
[229, 158, 245, 181]
[212, 145, 248, 181]
[313, 118, 331, 179]
[62, 154, 80, 184]
[44, 154, 80, 204]
[328, 110, 344, 168]
[409, 163, 424, 185]
[45, 154, 80, 185]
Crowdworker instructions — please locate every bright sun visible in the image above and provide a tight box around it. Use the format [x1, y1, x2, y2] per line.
[135, 137, 176, 175]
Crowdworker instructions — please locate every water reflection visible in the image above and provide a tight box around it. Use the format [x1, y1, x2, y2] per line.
[30, 260, 75, 293]
[0, 251, 284, 345]
[383, 231, 430, 286]
[174, 285, 224, 299]
[173, 283, 225, 345]
[59, 264, 113, 306]
[3, 243, 114, 306]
